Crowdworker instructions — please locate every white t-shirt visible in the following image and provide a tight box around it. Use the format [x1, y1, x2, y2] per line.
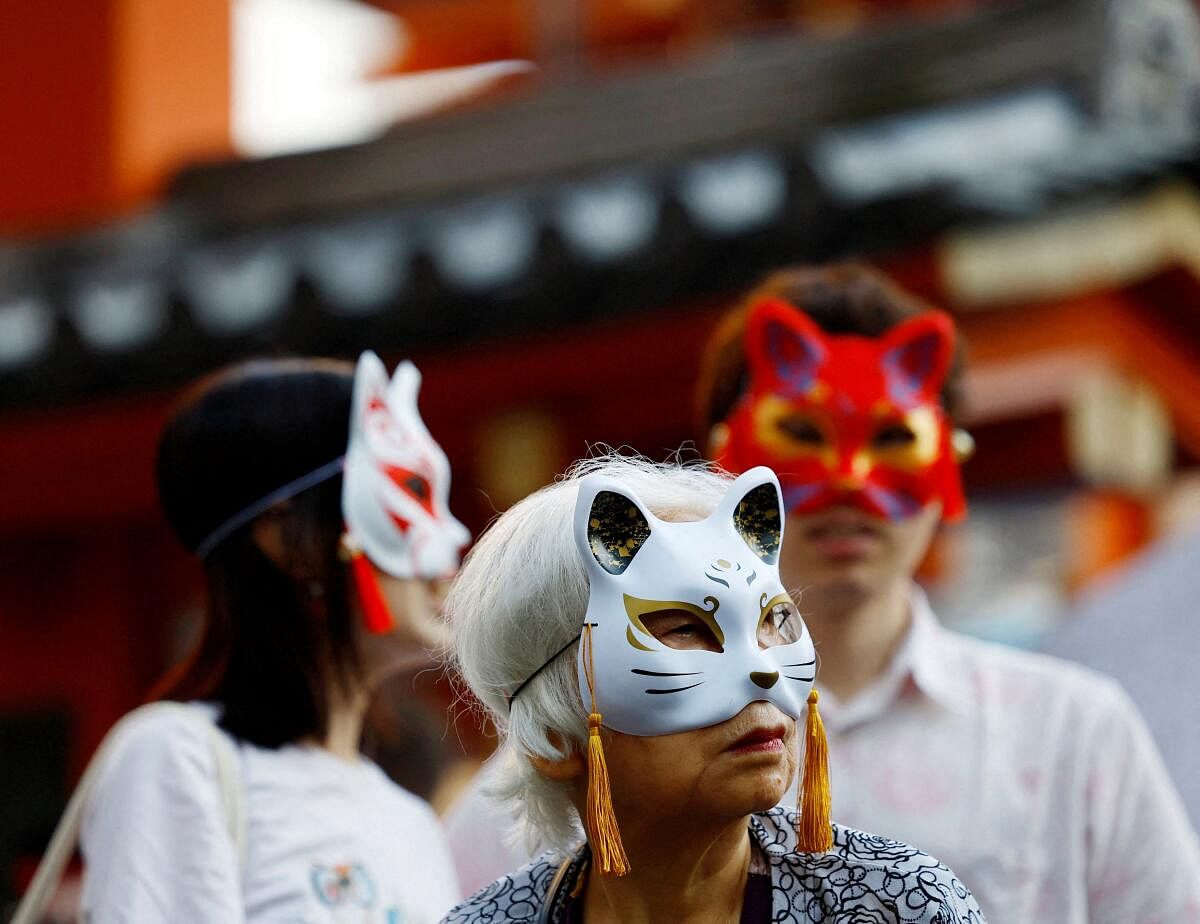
[79, 703, 460, 923]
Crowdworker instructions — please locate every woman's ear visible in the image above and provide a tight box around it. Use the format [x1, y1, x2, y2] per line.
[528, 748, 586, 782]
[250, 512, 290, 572]
[249, 503, 311, 581]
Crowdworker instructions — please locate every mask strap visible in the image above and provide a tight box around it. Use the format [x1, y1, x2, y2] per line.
[507, 632, 582, 707]
[581, 623, 629, 877]
[194, 456, 345, 560]
[796, 689, 832, 852]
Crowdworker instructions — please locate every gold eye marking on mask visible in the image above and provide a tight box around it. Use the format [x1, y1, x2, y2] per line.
[751, 395, 835, 463]
[626, 625, 654, 651]
[758, 592, 794, 630]
[806, 381, 831, 403]
[868, 405, 940, 469]
[623, 594, 725, 648]
[758, 592, 802, 648]
[871, 399, 894, 418]
[717, 559, 731, 568]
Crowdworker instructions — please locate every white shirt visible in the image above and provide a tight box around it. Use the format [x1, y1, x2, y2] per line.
[818, 590, 1200, 923]
[445, 592, 1200, 922]
[1042, 525, 1200, 832]
[80, 703, 460, 923]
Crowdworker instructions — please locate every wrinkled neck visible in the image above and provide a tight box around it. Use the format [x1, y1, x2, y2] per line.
[580, 812, 752, 924]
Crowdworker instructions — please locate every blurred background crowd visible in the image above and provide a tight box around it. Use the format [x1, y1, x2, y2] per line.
[2, 0, 1199, 917]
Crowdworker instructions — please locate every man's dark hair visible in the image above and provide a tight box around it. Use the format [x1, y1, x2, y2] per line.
[152, 359, 362, 748]
[695, 262, 965, 436]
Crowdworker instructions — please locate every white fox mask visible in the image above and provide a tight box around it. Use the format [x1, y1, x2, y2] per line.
[342, 352, 469, 579]
[573, 467, 815, 736]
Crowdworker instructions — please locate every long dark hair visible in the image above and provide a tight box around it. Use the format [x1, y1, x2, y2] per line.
[152, 359, 362, 747]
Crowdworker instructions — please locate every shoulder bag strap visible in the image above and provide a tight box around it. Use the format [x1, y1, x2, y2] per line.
[10, 702, 244, 924]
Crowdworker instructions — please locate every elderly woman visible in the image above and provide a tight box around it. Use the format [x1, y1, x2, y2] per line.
[444, 457, 984, 923]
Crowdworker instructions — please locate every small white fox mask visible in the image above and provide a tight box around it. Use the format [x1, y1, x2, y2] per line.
[343, 351, 469, 580]
[573, 466, 815, 736]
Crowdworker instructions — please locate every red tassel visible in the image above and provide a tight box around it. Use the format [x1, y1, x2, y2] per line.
[348, 546, 394, 634]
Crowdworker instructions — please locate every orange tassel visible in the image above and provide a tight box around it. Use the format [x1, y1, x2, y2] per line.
[346, 541, 394, 634]
[797, 689, 833, 853]
[581, 625, 629, 876]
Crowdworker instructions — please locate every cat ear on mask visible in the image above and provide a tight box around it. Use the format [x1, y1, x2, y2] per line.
[744, 298, 828, 398]
[715, 467, 784, 565]
[879, 311, 955, 407]
[387, 358, 420, 406]
[574, 476, 655, 576]
[387, 359, 428, 424]
[350, 351, 390, 440]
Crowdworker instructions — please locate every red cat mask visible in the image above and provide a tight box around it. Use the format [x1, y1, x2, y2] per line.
[711, 298, 967, 522]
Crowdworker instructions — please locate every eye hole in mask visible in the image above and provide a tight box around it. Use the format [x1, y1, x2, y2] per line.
[624, 595, 725, 654]
[757, 593, 802, 649]
[382, 464, 435, 512]
[639, 609, 725, 653]
[775, 414, 826, 446]
[872, 421, 917, 449]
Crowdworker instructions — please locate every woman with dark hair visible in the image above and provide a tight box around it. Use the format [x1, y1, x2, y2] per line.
[30, 353, 468, 923]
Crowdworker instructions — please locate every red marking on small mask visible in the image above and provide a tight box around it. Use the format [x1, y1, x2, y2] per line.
[388, 510, 412, 534]
[379, 462, 438, 516]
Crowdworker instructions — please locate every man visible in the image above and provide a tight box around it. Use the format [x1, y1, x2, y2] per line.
[696, 262, 1200, 921]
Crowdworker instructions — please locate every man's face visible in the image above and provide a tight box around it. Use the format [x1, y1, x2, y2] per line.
[780, 502, 941, 608]
[711, 299, 965, 605]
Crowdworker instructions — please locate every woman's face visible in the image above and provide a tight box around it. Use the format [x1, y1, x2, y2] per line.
[599, 700, 798, 827]
[567, 562, 800, 828]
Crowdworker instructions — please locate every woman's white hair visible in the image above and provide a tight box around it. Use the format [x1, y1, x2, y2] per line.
[446, 453, 734, 856]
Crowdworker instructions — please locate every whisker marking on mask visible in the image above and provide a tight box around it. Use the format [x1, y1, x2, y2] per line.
[644, 682, 706, 695]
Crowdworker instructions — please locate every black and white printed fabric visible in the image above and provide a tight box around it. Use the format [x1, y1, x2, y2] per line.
[441, 807, 985, 923]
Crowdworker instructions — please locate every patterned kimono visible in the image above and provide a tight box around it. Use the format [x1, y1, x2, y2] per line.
[441, 807, 986, 923]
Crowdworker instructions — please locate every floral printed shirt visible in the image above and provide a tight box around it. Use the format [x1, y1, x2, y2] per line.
[441, 807, 985, 923]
